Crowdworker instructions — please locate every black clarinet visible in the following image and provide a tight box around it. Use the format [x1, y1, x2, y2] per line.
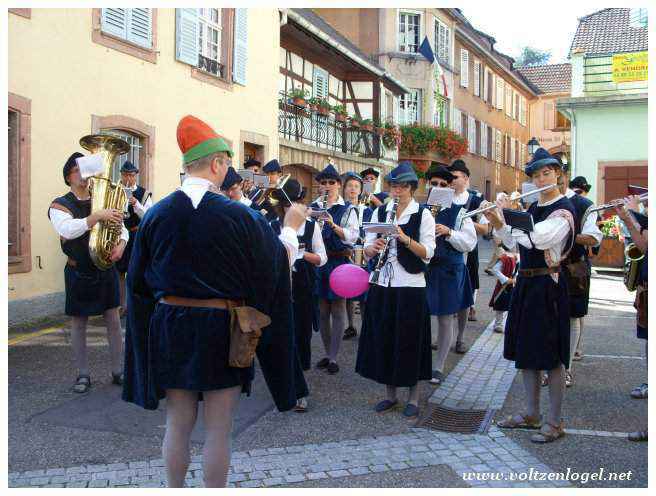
[370, 198, 399, 284]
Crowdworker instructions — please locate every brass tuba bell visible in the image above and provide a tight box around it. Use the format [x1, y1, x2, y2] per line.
[624, 242, 645, 291]
[80, 134, 131, 270]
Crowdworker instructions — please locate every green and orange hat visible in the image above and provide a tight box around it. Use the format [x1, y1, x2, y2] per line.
[176, 115, 233, 164]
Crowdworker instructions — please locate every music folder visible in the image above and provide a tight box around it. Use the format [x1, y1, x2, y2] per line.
[362, 222, 398, 236]
[502, 209, 534, 232]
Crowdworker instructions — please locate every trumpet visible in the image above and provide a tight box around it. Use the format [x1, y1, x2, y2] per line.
[460, 184, 558, 220]
[249, 173, 292, 207]
[370, 197, 399, 284]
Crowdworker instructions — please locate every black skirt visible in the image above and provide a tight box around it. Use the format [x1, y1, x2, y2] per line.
[64, 265, 120, 316]
[148, 303, 253, 398]
[504, 273, 570, 370]
[466, 246, 480, 291]
[356, 285, 432, 387]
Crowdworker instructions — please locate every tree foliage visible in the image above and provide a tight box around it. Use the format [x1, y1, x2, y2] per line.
[515, 46, 551, 67]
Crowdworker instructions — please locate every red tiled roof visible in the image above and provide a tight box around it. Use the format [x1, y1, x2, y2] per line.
[516, 63, 571, 94]
[569, 8, 648, 56]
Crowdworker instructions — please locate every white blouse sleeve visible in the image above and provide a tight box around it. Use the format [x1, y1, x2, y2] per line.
[418, 208, 436, 262]
[278, 226, 299, 269]
[446, 216, 477, 253]
[341, 207, 360, 246]
[581, 210, 602, 246]
[491, 260, 508, 284]
[312, 222, 328, 267]
[49, 208, 89, 240]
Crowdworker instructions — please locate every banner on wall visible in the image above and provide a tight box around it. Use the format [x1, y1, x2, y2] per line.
[612, 51, 648, 83]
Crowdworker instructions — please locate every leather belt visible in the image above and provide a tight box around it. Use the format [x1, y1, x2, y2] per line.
[67, 258, 77, 267]
[519, 266, 561, 277]
[159, 295, 242, 310]
[128, 226, 139, 232]
[327, 249, 352, 258]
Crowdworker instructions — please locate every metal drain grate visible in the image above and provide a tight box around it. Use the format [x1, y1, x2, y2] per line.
[415, 405, 495, 434]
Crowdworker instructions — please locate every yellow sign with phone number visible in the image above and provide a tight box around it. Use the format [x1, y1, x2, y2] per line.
[612, 51, 648, 83]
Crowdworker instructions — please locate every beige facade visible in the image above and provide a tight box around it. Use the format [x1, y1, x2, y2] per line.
[527, 92, 571, 159]
[8, 8, 281, 305]
[452, 31, 534, 198]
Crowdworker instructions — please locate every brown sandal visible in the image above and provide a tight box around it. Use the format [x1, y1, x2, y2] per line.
[531, 421, 565, 443]
[497, 413, 541, 429]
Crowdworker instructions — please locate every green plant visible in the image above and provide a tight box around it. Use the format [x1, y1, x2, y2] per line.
[314, 97, 330, 109]
[600, 215, 622, 239]
[288, 88, 309, 100]
[350, 115, 363, 126]
[382, 124, 402, 149]
[361, 118, 374, 128]
[331, 104, 347, 115]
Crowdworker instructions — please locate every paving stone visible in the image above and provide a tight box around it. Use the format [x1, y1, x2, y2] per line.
[45, 468, 66, 476]
[228, 473, 248, 483]
[369, 464, 390, 473]
[306, 472, 328, 480]
[239, 480, 263, 488]
[284, 474, 306, 483]
[49, 475, 69, 484]
[149, 459, 165, 467]
[88, 479, 109, 488]
[249, 471, 267, 480]
[327, 470, 350, 478]
[29, 477, 51, 486]
[263, 477, 284, 487]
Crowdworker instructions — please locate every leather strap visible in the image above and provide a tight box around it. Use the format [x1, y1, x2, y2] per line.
[159, 296, 242, 309]
[128, 226, 139, 232]
[519, 266, 561, 277]
[327, 249, 352, 258]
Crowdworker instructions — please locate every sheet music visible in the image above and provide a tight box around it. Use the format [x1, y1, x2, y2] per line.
[363, 182, 374, 194]
[253, 174, 269, 187]
[520, 182, 539, 204]
[427, 187, 454, 209]
[76, 153, 104, 179]
[237, 169, 254, 182]
[362, 222, 399, 236]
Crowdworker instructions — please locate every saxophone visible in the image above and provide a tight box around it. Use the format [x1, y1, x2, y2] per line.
[80, 134, 131, 270]
[624, 243, 645, 291]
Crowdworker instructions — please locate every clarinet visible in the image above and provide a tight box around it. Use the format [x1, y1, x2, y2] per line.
[370, 198, 399, 284]
[317, 190, 329, 229]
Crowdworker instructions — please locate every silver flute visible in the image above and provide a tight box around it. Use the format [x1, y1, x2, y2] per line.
[460, 184, 558, 220]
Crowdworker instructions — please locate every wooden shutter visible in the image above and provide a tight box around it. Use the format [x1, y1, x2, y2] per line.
[453, 108, 461, 134]
[544, 101, 555, 129]
[473, 60, 480, 96]
[460, 49, 469, 88]
[495, 129, 501, 163]
[175, 8, 199, 66]
[232, 8, 248, 85]
[127, 8, 152, 48]
[482, 68, 488, 102]
[496, 78, 503, 110]
[480, 121, 487, 158]
[505, 86, 512, 117]
[468, 115, 475, 153]
[510, 138, 516, 167]
[521, 97, 527, 126]
[101, 8, 128, 39]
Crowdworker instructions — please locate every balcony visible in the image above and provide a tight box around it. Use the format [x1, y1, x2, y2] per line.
[278, 99, 382, 160]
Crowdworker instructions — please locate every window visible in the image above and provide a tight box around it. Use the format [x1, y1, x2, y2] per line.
[452, 108, 461, 134]
[505, 135, 511, 165]
[461, 111, 468, 140]
[99, 130, 144, 184]
[475, 120, 481, 155]
[630, 8, 648, 28]
[434, 19, 451, 65]
[94, 9, 157, 63]
[198, 9, 222, 77]
[487, 71, 494, 104]
[460, 49, 469, 88]
[514, 92, 519, 120]
[398, 89, 421, 125]
[434, 95, 450, 127]
[8, 93, 31, 274]
[514, 138, 519, 166]
[505, 85, 512, 117]
[399, 12, 421, 53]
[555, 110, 571, 130]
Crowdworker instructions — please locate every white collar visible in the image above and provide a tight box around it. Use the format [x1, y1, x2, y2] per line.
[565, 188, 576, 198]
[315, 195, 345, 206]
[452, 189, 469, 204]
[181, 176, 218, 209]
[538, 193, 564, 207]
[386, 198, 419, 215]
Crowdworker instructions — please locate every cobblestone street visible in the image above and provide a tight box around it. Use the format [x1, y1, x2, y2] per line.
[8, 241, 648, 488]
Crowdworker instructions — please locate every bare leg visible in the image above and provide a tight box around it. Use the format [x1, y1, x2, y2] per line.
[546, 365, 566, 426]
[162, 389, 198, 487]
[575, 317, 584, 355]
[522, 369, 541, 419]
[70, 316, 90, 377]
[103, 307, 124, 376]
[202, 386, 241, 488]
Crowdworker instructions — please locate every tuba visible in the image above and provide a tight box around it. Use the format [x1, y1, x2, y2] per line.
[624, 243, 645, 291]
[80, 134, 131, 270]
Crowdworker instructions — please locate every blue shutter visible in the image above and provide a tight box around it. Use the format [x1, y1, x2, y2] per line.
[232, 9, 248, 85]
[176, 8, 199, 66]
[312, 67, 329, 99]
[127, 8, 152, 49]
[101, 8, 128, 39]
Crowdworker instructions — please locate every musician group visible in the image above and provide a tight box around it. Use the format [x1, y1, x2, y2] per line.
[49, 115, 648, 487]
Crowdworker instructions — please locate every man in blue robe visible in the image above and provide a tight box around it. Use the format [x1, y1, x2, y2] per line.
[122, 115, 308, 487]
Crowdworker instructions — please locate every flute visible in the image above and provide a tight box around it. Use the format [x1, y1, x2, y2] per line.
[460, 184, 558, 220]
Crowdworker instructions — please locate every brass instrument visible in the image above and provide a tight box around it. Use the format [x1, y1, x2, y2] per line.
[80, 134, 131, 270]
[624, 242, 645, 291]
[249, 173, 292, 207]
[370, 197, 399, 284]
[460, 184, 558, 220]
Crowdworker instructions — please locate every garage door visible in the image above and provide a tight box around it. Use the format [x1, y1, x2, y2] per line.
[599, 161, 647, 204]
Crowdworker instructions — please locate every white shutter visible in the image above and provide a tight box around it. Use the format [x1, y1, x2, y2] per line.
[101, 8, 128, 39]
[480, 122, 487, 158]
[496, 78, 503, 110]
[510, 138, 516, 167]
[452, 108, 461, 134]
[312, 67, 329, 99]
[127, 8, 152, 48]
[232, 8, 248, 85]
[473, 60, 480, 97]
[482, 68, 488, 102]
[513, 91, 519, 120]
[520, 97, 527, 126]
[505, 86, 512, 117]
[175, 8, 199, 66]
[468, 115, 475, 153]
[460, 49, 469, 88]
[495, 129, 501, 163]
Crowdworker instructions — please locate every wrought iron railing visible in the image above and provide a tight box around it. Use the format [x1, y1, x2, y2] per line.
[278, 99, 381, 159]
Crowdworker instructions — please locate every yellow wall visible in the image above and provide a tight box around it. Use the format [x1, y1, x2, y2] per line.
[9, 8, 280, 301]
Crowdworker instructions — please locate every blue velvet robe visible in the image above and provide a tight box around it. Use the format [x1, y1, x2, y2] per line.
[122, 189, 308, 411]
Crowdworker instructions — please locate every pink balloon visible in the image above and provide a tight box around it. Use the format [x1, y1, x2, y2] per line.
[329, 263, 370, 299]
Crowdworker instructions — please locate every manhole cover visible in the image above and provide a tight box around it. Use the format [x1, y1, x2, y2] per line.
[415, 405, 495, 434]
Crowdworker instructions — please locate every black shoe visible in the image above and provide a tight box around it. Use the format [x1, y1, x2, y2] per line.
[454, 341, 468, 354]
[326, 361, 339, 374]
[429, 370, 444, 385]
[343, 326, 357, 340]
[316, 357, 330, 369]
[402, 403, 419, 418]
[111, 372, 123, 386]
[430, 343, 438, 351]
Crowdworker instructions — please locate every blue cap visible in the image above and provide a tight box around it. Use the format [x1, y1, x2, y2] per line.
[263, 159, 282, 173]
[374, 192, 389, 202]
[120, 160, 139, 173]
[342, 171, 363, 187]
[425, 164, 455, 183]
[244, 158, 261, 169]
[525, 148, 561, 177]
[316, 163, 342, 182]
[220, 166, 243, 191]
[384, 161, 418, 183]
